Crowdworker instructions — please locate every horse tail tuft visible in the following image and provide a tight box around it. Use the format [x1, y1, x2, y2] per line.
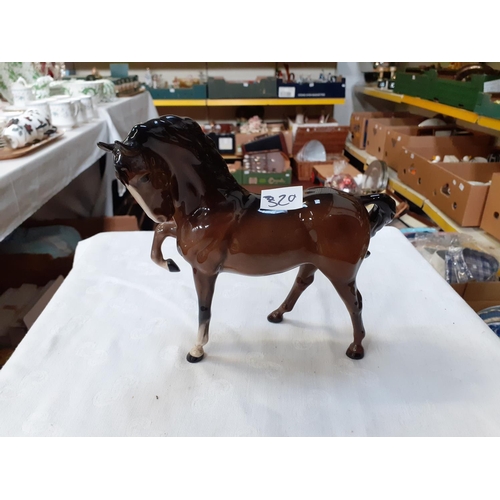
[359, 193, 396, 237]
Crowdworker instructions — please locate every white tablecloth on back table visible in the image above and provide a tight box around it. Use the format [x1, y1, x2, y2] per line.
[0, 91, 159, 239]
[0, 120, 108, 241]
[1, 227, 499, 436]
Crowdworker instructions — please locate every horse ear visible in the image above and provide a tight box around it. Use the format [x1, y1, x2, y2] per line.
[97, 142, 115, 152]
[116, 141, 139, 157]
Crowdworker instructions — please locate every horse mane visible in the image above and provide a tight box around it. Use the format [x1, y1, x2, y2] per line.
[123, 115, 243, 192]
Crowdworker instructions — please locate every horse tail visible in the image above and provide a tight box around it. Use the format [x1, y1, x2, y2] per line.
[359, 193, 396, 237]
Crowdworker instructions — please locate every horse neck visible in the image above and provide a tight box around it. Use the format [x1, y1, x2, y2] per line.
[152, 140, 248, 217]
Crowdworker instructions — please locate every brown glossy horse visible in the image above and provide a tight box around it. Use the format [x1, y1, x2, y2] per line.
[98, 115, 395, 363]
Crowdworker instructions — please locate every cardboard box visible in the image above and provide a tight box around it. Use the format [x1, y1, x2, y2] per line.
[365, 117, 424, 159]
[398, 135, 496, 194]
[235, 130, 293, 157]
[0, 216, 139, 294]
[480, 172, 500, 240]
[426, 162, 500, 226]
[350, 112, 405, 149]
[313, 161, 361, 183]
[451, 281, 500, 312]
[384, 126, 465, 172]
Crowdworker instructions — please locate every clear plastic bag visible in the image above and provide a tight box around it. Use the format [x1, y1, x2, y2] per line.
[410, 232, 499, 284]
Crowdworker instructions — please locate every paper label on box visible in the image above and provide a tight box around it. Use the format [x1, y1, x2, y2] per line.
[459, 183, 464, 191]
[398, 136, 401, 141]
[218, 137, 234, 150]
[453, 180, 457, 185]
[279, 87, 295, 98]
[410, 154, 414, 159]
[484, 79, 500, 92]
[260, 186, 303, 211]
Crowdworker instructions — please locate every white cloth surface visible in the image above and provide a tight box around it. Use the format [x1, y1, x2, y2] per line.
[0, 92, 159, 240]
[0, 120, 108, 241]
[1, 227, 499, 437]
[97, 91, 159, 142]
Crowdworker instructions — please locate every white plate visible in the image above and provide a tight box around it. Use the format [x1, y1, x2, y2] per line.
[418, 118, 447, 127]
[300, 140, 327, 162]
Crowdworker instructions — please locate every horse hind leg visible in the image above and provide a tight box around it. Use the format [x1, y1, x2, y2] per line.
[329, 278, 366, 360]
[268, 264, 317, 323]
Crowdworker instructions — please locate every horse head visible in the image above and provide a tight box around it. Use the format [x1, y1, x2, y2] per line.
[98, 138, 175, 222]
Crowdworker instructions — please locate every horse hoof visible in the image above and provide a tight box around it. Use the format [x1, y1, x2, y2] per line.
[267, 311, 283, 323]
[186, 352, 204, 363]
[346, 344, 364, 360]
[167, 259, 180, 272]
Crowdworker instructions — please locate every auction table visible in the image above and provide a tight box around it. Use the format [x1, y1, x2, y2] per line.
[0, 91, 159, 241]
[1, 227, 499, 436]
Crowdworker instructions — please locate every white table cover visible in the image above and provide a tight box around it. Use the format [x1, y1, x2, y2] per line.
[0, 120, 108, 241]
[0, 92, 159, 240]
[1, 227, 499, 437]
[97, 90, 159, 142]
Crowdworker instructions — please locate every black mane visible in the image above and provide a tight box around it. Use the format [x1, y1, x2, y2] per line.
[123, 115, 242, 192]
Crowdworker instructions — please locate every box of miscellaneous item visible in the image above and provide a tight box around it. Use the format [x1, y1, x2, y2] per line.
[312, 160, 362, 185]
[384, 125, 472, 172]
[145, 84, 207, 100]
[208, 77, 277, 99]
[426, 161, 500, 227]
[276, 78, 346, 99]
[365, 116, 425, 159]
[480, 173, 500, 240]
[292, 125, 350, 181]
[0, 216, 139, 294]
[350, 112, 407, 149]
[398, 134, 495, 195]
[241, 150, 292, 186]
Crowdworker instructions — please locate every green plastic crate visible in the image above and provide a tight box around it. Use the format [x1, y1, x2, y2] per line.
[426, 69, 499, 111]
[474, 92, 500, 119]
[146, 84, 207, 100]
[208, 77, 277, 99]
[393, 71, 433, 100]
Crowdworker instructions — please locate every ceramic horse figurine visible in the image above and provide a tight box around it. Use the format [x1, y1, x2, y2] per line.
[98, 115, 395, 363]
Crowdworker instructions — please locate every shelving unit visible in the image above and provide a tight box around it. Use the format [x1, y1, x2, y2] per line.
[361, 86, 500, 133]
[153, 98, 345, 107]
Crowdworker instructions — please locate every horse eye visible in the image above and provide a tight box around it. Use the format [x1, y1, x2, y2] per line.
[140, 174, 150, 184]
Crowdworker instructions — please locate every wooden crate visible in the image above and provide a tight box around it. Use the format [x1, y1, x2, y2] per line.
[292, 125, 349, 181]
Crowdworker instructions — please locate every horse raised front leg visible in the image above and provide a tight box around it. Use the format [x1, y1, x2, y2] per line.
[151, 222, 180, 272]
[187, 270, 218, 363]
[268, 264, 317, 323]
[332, 279, 366, 360]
